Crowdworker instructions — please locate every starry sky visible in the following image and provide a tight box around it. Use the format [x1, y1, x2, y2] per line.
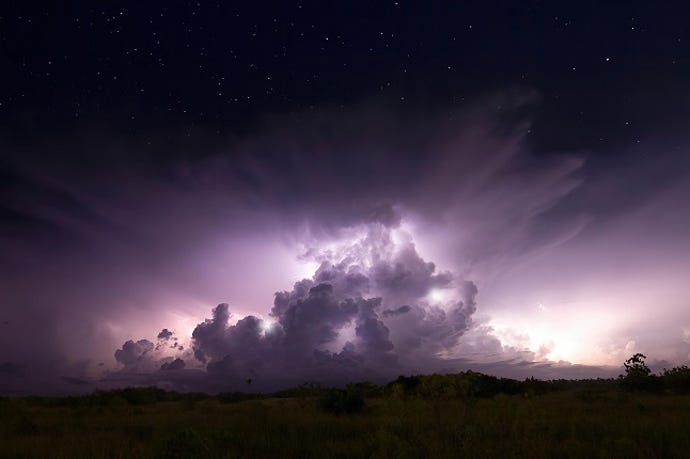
[1, 1, 689, 394]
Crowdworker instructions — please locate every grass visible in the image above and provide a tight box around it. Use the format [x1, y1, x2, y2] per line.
[2, 389, 690, 458]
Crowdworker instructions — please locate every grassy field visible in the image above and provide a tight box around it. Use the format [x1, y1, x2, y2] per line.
[2, 389, 690, 458]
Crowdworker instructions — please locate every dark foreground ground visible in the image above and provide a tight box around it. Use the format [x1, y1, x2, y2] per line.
[2, 387, 690, 459]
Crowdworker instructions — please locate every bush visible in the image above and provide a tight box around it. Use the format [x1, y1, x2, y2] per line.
[160, 428, 210, 459]
[318, 387, 365, 415]
[387, 375, 422, 398]
[217, 391, 261, 404]
[662, 366, 690, 393]
[14, 416, 38, 435]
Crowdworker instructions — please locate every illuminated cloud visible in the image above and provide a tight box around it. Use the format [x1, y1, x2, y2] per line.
[1, 96, 689, 393]
[104, 223, 480, 390]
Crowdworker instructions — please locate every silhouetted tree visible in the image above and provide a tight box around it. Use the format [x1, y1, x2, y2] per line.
[624, 353, 651, 377]
[621, 353, 660, 392]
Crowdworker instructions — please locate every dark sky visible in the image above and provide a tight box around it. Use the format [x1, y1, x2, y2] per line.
[3, 1, 688, 149]
[1, 1, 689, 394]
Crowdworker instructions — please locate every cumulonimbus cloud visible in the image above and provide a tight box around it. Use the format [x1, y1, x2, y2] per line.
[110, 224, 481, 390]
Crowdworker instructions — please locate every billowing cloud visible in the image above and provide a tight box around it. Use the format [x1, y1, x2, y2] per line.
[114, 339, 154, 367]
[157, 329, 173, 341]
[105, 224, 483, 390]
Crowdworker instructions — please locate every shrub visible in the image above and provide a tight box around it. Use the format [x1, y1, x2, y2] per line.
[318, 387, 365, 415]
[14, 416, 38, 435]
[217, 391, 261, 403]
[662, 365, 690, 393]
[160, 428, 210, 459]
[387, 375, 422, 398]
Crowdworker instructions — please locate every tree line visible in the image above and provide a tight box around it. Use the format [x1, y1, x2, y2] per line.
[6, 354, 690, 414]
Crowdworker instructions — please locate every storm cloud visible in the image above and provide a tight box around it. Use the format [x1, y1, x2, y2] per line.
[1, 94, 689, 394]
[104, 223, 481, 390]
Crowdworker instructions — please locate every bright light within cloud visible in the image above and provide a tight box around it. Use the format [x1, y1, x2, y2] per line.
[261, 320, 274, 333]
[487, 300, 632, 365]
[291, 259, 320, 281]
[428, 289, 444, 303]
[165, 311, 200, 346]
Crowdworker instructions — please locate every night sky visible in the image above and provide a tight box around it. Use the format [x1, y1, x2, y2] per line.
[1, 1, 689, 394]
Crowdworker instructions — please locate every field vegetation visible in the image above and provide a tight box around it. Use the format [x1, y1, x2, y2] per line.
[2, 355, 690, 458]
